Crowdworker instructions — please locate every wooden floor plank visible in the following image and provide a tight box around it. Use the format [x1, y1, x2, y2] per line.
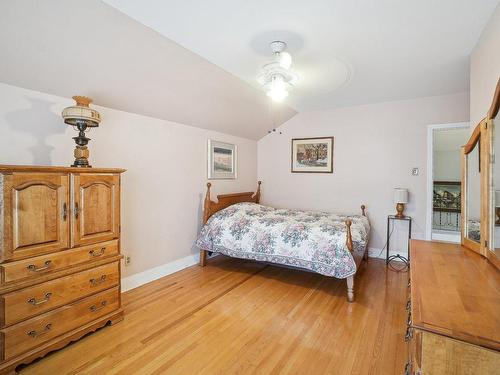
[18, 256, 408, 375]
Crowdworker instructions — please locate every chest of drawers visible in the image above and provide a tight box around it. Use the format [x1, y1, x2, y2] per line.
[0, 165, 125, 374]
[405, 240, 500, 374]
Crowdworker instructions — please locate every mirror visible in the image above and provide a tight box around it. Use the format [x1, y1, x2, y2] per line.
[465, 136, 481, 244]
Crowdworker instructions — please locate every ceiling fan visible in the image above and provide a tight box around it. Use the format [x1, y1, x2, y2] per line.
[257, 41, 299, 102]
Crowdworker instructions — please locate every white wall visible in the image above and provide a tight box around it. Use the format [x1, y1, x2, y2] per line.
[433, 150, 461, 181]
[258, 93, 469, 255]
[0, 82, 258, 279]
[470, 3, 500, 127]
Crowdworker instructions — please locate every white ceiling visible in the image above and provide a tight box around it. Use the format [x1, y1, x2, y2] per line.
[104, 0, 499, 112]
[0, 0, 296, 140]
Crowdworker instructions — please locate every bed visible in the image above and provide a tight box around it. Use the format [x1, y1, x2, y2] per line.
[195, 182, 370, 302]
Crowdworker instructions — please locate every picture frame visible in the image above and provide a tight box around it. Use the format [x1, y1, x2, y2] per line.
[207, 140, 237, 179]
[291, 137, 334, 173]
[433, 181, 461, 213]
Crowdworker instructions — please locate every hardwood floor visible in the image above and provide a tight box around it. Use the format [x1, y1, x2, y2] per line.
[18, 256, 408, 375]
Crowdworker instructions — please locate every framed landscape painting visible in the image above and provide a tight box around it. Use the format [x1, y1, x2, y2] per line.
[208, 140, 237, 179]
[291, 137, 334, 173]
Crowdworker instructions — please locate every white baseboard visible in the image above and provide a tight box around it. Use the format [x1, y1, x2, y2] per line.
[121, 253, 199, 292]
[368, 247, 385, 260]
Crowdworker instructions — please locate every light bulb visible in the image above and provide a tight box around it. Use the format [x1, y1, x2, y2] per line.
[267, 75, 289, 102]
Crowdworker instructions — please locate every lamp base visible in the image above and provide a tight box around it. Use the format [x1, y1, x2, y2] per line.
[395, 203, 405, 218]
[71, 145, 92, 168]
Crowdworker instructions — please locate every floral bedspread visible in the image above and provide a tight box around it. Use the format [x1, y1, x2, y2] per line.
[195, 203, 370, 279]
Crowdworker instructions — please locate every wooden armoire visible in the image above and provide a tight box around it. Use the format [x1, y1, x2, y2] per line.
[0, 165, 125, 374]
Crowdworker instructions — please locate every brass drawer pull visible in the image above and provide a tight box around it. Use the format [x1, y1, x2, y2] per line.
[89, 275, 107, 286]
[89, 247, 106, 257]
[405, 327, 413, 342]
[62, 202, 68, 221]
[90, 300, 108, 312]
[74, 202, 80, 219]
[27, 260, 52, 272]
[27, 323, 52, 338]
[407, 312, 412, 326]
[404, 362, 411, 375]
[406, 299, 411, 311]
[28, 292, 52, 306]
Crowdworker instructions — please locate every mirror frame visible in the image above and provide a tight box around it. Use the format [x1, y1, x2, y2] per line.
[461, 121, 486, 254]
[461, 78, 499, 270]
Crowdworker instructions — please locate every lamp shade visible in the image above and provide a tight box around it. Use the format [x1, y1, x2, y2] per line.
[62, 96, 101, 127]
[394, 188, 409, 204]
[495, 190, 500, 207]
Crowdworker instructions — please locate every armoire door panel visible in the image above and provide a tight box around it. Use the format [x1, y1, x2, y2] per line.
[72, 174, 120, 247]
[1, 173, 69, 261]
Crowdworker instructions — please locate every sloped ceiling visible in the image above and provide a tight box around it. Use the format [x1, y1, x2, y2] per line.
[104, 0, 499, 111]
[0, 0, 297, 140]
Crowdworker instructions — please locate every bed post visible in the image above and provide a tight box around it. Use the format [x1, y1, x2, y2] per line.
[361, 204, 366, 216]
[255, 181, 262, 204]
[346, 219, 353, 252]
[200, 182, 212, 267]
[347, 276, 354, 302]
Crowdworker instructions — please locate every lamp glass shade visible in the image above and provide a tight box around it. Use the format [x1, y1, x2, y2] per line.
[62, 96, 101, 127]
[394, 188, 409, 204]
[495, 190, 500, 207]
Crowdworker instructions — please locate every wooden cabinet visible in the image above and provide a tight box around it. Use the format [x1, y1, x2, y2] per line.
[406, 240, 500, 374]
[72, 174, 120, 247]
[0, 165, 125, 374]
[0, 173, 69, 261]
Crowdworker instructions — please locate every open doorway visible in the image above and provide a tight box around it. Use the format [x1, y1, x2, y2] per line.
[426, 123, 469, 243]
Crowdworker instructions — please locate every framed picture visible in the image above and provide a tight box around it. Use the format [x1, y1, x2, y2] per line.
[433, 181, 461, 213]
[291, 137, 334, 173]
[208, 140, 237, 179]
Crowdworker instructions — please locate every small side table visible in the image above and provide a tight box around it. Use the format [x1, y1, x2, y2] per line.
[386, 215, 412, 267]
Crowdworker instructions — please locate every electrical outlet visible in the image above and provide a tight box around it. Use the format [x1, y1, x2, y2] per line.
[411, 167, 419, 176]
[124, 256, 131, 266]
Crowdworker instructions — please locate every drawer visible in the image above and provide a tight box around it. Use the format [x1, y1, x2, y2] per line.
[1, 286, 119, 360]
[0, 261, 119, 326]
[0, 240, 119, 284]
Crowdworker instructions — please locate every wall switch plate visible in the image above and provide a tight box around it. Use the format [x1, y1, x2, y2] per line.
[411, 168, 419, 176]
[125, 256, 131, 266]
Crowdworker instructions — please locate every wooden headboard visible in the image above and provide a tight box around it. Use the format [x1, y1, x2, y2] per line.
[203, 181, 261, 224]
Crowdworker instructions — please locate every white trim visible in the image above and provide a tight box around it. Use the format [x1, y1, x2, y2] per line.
[121, 253, 199, 292]
[426, 122, 469, 240]
[368, 247, 385, 260]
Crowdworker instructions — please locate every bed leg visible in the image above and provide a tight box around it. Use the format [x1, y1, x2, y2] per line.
[346, 276, 354, 302]
[200, 249, 207, 267]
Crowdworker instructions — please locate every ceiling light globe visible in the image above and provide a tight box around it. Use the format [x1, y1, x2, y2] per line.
[279, 52, 292, 70]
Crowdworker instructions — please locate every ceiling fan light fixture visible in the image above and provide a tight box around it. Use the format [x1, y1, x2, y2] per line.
[257, 41, 298, 102]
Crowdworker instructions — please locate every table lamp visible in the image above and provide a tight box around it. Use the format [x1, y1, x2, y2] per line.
[62, 96, 101, 167]
[394, 188, 409, 218]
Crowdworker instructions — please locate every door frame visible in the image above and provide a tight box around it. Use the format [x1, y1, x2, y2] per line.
[426, 122, 470, 241]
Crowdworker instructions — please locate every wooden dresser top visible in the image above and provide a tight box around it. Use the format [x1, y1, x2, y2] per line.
[0, 165, 125, 174]
[410, 240, 500, 351]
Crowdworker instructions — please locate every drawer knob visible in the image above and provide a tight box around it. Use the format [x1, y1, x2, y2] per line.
[90, 300, 108, 312]
[27, 323, 52, 338]
[89, 247, 106, 257]
[27, 260, 52, 272]
[89, 275, 107, 287]
[28, 292, 52, 306]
